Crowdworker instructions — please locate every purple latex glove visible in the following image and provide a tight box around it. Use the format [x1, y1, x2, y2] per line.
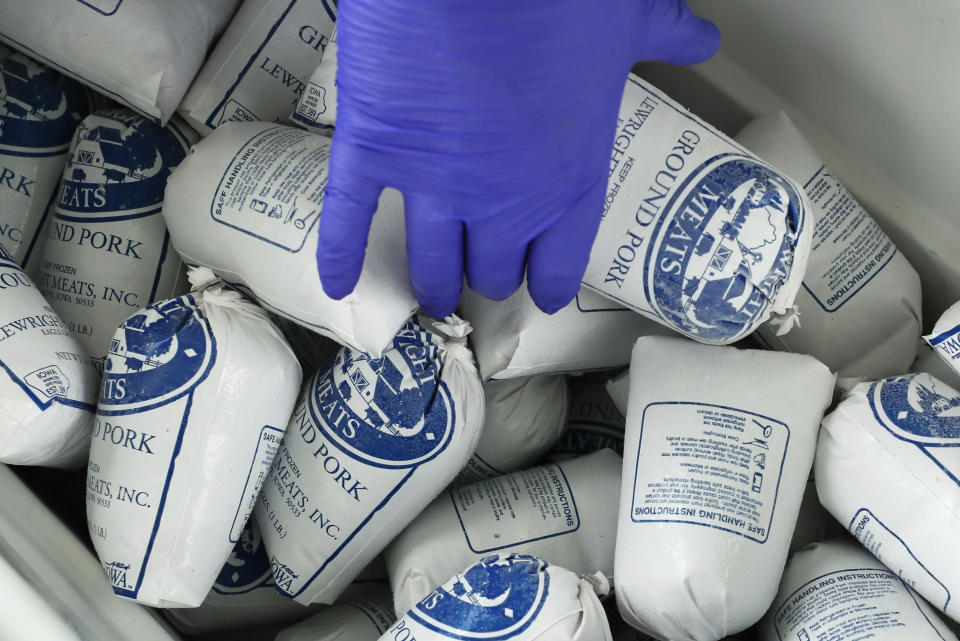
[317, 0, 721, 317]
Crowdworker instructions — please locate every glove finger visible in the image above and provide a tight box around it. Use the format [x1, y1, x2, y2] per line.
[526, 181, 606, 314]
[404, 193, 465, 318]
[465, 222, 528, 302]
[316, 139, 383, 300]
[635, 0, 721, 66]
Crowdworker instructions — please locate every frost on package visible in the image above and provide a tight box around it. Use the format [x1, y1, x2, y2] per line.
[291, 25, 337, 133]
[0, 244, 98, 467]
[163, 121, 415, 356]
[760, 541, 958, 641]
[583, 76, 813, 345]
[0, 50, 93, 274]
[86, 274, 301, 607]
[925, 300, 960, 383]
[736, 112, 922, 379]
[817, 372, 960, 624]
[35, 109, 193, 361]
[0, 0, 240, 123]
[180, 0, 336, 135]
[255, 315, 484, 605]
[381, 554, 613, 641]
[386, 449, 621, 615]
[615, 336, 834, 641]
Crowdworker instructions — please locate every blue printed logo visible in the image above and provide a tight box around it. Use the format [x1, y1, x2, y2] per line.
[309, 319, 455, 467]
[98, 295, 215, 412]
[651, 154, 806, 342]
[411, 555, 550, 640]
[0, 53, 90, 155]
[213, 520, 273, 595]
[56, 110, 188, 218]
[870, 373, 960, 444]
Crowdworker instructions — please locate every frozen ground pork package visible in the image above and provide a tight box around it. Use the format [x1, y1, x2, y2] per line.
[163, 121, 415, 356]
[0, 0, 240, 124]
[275, 585, 395, 641]
[86, 269, 301, 607]
[582, 75, 813, 345]
[914, 338, 960, 389]
[291, 25, 338, 133]
[760, 540, 958, 641]
[461, 284, 674, 380]
[926, 300, 960, 381]
[736, 112, 922, 378]
[816, 372, 960, 623]
[549, 377, 625, 461]
[453, 374, 568, 485]
[0, 49, 92, 272]
[180, 0, 336, 135]
[386, 449, 621, 614]
[383, 554, 612, 641]
[616, 336, 835, 641]
[0, 243, 98, 467]
[35, 109, 194, 360]
[255, 315, 484, 605]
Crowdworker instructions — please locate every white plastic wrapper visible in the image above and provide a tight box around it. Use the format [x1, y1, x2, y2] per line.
[163, 121, 415, 356]
[275, 586, 395, 641]
[86, 270, 302, 607]
[817, 372, 960, 623]
[0, 243, 98, 467]
[255, 315, 484, 605]
[462, 285, 674, 380]
[453, 374, 568, 486]
[386, 449, 621, 615]
[925, 300, 960, 381]
[35, 109, 193, 360]
[913, 338, 960, 390]
[583, 76, 813, 345]
[0, 50, 93, 273]
[605, 371, 630, 417]
[164, 519, 323, 633]
[549, 377, 625, 461]
[0, 0, 239, 124]
[760, 540, 958, 641]
[291, 25, 337, 133]
[181, 0, 336, 135]
[736, 112, 922, 378]
[616, 336, 834, 641]
[271, 313, 341, 376]
[382, 554, 612, 641]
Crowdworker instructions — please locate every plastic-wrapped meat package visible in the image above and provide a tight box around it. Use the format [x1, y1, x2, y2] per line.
[759, 540, 958, 641]
[386, 449, 621, 614]
[605, 370, 630, 417]
[0, 243, 98, 467]
[616, 336, 834, 641]
[582, 75, 813, 345]
[735, 112, 922, 379]
[255, 315, 484, 605]
[180, 0, 336, 135]
[452, 374, 568, 486]
[291, 25, 338, 133]
[35, 109, 193, 361]
[461, 285, 674, 380]
[274, 585, 395, 641]
[816, 372, 960, 623]
[162, 121, 415, 356]
[0, 0, 240, 124]
[925, 300, 960, 381]
[381, 554, 613, 641]
[913, 338, 960, 390]
[549, 376, 625, 461]
[0, 49, 93, 274]
[270, 313, 341, 377]
[86, 269, 301, 607]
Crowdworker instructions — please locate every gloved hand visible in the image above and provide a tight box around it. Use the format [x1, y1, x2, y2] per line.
[317, 0, 721, 317]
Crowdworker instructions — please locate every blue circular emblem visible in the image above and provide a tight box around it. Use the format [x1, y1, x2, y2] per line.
[0, 52, 91, 154]
[98, 295, 215, 413]
[869, 373, 960, 444]
[650, 154, 807, 343]
[212, 519, 273, 595]
[411, 555, 551, 640]
[308, 319, 455, 468]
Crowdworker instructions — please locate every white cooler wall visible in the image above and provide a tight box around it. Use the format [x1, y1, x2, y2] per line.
[637, 1, 960, 328]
